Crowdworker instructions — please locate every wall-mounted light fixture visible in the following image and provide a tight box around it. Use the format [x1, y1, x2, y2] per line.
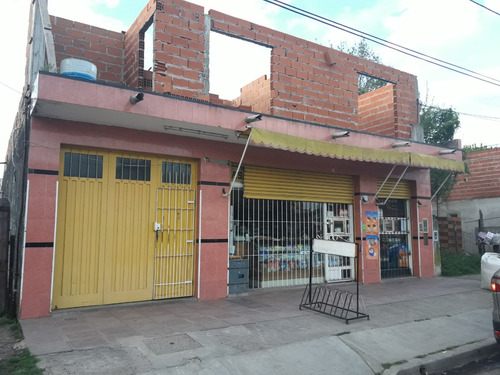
[245, 114, 263, 123]
[438, 149, 457, 155]
[129, 92, 144, 104]
[164, 125, 228, 140]
[331, 131, 350, 139]
[392, 141, 410, 148]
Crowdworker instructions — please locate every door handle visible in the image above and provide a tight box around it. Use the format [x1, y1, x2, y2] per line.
[154, 222, 161, 242]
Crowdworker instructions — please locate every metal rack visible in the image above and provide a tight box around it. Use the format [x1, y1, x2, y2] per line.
[299, 241, 369, 324]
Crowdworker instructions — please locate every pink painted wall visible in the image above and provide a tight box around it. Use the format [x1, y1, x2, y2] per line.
[22, 74, 446, 317]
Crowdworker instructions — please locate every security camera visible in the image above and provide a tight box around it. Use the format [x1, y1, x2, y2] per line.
[392, 141, 410, 148]
[245, 114, 263, 123]
[332, 131, 350, 139]
[362, 195, 368, 203]
[129, 92, 144, 104]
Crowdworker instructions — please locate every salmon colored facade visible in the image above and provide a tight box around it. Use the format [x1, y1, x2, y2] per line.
[2, 0, 464, 319]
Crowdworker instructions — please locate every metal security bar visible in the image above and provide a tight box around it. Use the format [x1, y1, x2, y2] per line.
[379, 199, 412, 279]
[154, 175, 196, 299]
[230, 189, 353, 289]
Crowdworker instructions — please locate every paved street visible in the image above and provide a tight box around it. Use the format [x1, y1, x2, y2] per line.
[20, 275, 494, 374]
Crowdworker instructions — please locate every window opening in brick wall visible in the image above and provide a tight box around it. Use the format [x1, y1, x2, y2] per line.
[209, 32, 270, 101]
[357, 73, 390, 96]
[139, 17, 154, 90]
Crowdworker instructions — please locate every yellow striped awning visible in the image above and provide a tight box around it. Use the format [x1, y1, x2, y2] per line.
[244, 128, 465, 172]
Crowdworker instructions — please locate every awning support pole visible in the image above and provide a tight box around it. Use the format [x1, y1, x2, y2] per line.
[222, 130, 252, 197]
[380, 165, 409, 205]
[368, 164, 410, 205]
[430, 172, 452, 201]
[368, 164, 397, 204]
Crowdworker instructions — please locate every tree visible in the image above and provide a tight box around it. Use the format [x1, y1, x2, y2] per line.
[337, 39, 387, 95]
[420, 99, 461, 203]
[421, 104, 460, 147]
[338, 39, 461, 201]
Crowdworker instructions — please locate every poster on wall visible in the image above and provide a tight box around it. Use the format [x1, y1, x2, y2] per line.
[365, 211, 379, 260]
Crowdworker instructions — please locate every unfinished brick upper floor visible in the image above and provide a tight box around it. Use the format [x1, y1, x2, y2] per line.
[49, 0, 418, 139]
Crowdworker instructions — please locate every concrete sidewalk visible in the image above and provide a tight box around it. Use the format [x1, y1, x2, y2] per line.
[21, 275, 494, 374]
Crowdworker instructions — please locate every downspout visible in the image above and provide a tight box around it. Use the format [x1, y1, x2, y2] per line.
[416, 201, 421, 277]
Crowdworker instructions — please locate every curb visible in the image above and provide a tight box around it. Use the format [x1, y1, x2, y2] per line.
[386, 338, 497, 375]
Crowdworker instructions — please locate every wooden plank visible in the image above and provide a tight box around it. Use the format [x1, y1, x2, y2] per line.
[37, 0, 56, 69]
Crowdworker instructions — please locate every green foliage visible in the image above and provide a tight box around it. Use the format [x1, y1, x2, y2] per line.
[420, 103, 461, 201]
[463, 143, 489, 153]
[0, 349, 43, 375]
[0, 313, 14, 327]
[337, 39, 387, 95]
[0, 312, 42, 375]
[429, 169, 457, 202]
[440, 250, 480, 276]
[421, 105, 460, 147]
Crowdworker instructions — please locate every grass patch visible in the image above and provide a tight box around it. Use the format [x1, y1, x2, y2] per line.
[441, 250, 480, 276]
[0, 313, 14, 327]
[0, 349, 43, 375]
[0, 312, 42, 375]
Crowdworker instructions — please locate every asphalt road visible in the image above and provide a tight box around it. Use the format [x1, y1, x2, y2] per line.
[429, 349, 500, 375]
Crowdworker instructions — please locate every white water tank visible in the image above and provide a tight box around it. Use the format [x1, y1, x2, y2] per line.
[60, 58, 97, 81]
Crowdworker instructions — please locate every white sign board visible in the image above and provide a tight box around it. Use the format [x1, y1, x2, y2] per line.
[312, 239, 356, 258]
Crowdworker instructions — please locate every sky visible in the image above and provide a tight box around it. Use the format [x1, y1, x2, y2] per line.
[1, 0, 499, 176]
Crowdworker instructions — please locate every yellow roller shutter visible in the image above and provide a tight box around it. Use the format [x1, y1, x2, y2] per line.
[377, 178, 411, 199]
[243, 166, 353, 203]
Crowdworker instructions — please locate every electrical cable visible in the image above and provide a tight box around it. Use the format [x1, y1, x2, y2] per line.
[419, 103, 500, 122]
[470, 0, 500, 17]
[0, 81, 23, 94]
[263, 0, 500, 87]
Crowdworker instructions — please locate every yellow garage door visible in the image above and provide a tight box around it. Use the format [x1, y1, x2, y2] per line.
[52, 149, 197, 309]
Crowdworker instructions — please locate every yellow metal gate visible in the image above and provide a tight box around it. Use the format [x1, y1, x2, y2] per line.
[52, 149, 196, 309]
[154, 184, 196, 299]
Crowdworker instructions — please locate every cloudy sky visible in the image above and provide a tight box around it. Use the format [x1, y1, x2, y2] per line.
[1, 0, 499, 175]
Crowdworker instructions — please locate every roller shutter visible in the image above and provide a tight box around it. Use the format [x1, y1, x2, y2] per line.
[243, 166, 353, 204]
[377, 178, 411, 199]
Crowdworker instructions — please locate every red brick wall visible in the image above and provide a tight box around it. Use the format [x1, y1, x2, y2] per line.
[358, 84, 395, 136]
[448, 147, 500, 201]
[124, 0, 158, 89]
[234, 75, 271, 114]
[50, 16, 124, 84]
[50, 0, 418, 137]
[151, 0, 207, 99]
[208, 8, 418, 137]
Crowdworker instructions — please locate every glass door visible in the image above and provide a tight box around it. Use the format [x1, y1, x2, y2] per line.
[379, 199, 412, 279]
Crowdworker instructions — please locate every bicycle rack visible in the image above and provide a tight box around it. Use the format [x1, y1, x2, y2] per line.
[299, 284, 369, 324]
[299, 240, 369, 324]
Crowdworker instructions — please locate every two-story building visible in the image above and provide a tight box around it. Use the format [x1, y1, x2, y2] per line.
[1, 0, 464, 319]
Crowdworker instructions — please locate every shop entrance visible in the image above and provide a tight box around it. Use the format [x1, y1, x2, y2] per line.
[229, 166, 354, 290]
[379, 199, 412, 278]
[230, 193, 354, 289]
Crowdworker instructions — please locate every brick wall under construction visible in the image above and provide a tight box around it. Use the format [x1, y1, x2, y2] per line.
[47, 0, 418, 139]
